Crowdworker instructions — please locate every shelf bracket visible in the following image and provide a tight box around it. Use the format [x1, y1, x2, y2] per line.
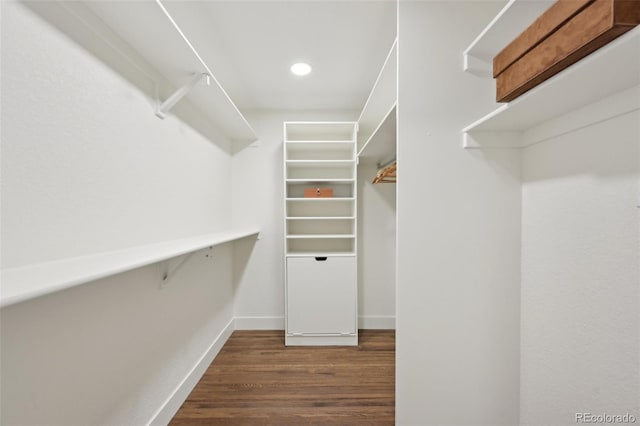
[155, 73, 211, 119]
[161, 246, 214, 287]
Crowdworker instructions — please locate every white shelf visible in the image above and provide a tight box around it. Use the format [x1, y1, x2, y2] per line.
[286, 234, 356, 239]
[286, 252, 356, 258]
[286, 217, 355, 220]
[67, 1, 257, 143]
[286, 141, 354, 145]
[357, 39, 397, 154]
[358, 104, 396, 161]
[462, 0, 554, 76]
[286, 179, 355, 183]
[285, 197, 356, 201]
[463, 27, 640, 149]
[285, 122, 358, 141]
[286, 160, 355, 167]
[0, 228, 260, 308]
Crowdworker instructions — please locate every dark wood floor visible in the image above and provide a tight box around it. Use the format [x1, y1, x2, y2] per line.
[170, 330, 395, 425]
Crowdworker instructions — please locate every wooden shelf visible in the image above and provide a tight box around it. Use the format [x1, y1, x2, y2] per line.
[1, 228, 260, 308]
[463, 27, 640, 148]
[462, 0, 554, 76]
[285, 122, 358, 141]
[358, 104, 396, 162]
[55, 1, 257, 143]
[357, 39, 397, 154]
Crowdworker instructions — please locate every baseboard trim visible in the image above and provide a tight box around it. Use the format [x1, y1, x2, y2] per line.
[234, 316, 284, 330]
[148, 318, 235, 426]
[359, 315, 396, 329]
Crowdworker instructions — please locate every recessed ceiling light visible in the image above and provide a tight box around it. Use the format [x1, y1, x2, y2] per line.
[290, 62, 312, 76]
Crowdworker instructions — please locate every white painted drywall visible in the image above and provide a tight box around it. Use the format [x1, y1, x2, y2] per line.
[397, 1, 521, 424]
[1, 2, 240, 424]
[520, 107, 640, 425]
[358, 161, 396, 328]
[231, 111, 396, 329]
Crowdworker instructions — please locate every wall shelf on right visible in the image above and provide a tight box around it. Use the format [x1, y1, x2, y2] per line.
[463, 27, 640, 149]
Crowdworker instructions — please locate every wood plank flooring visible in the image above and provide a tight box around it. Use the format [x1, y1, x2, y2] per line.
[170, 330, 395, 425]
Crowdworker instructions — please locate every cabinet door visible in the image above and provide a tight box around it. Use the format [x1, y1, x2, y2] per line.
[286, 256, 356, 335]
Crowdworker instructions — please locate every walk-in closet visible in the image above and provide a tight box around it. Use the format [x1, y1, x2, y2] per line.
[1, 0, 637, 425]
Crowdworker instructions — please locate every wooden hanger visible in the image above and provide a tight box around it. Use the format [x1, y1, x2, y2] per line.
[372, 161, 396, 184]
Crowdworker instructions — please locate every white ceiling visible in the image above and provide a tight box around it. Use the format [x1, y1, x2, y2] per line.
[159, 0, 397, 112]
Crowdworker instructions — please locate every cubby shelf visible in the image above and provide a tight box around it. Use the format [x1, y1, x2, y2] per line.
[285, 160, 356, 167]
[462, 24, 640, 149]
[0, 228, 260, 308]
[286, 179, 355, 183]
[286, 217, 355, 220]
[286, 234, 356, 239]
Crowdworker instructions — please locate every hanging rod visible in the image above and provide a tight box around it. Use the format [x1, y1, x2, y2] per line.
[372, 161, 396, 184]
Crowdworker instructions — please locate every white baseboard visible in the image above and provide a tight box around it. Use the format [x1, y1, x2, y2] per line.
[234, 315, 284, 330]
[359, 315, 396, 329]
[233, 315, 396, 330]
[148, 318, 235, 426]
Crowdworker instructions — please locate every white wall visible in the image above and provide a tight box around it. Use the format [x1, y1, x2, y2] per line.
[231, 111, 397, 329]
[520, 106, 640, 425]
[1, 2, 239, 424]
[397, 1, 521, 424]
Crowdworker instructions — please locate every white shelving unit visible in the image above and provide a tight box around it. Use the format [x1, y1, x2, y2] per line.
[46, 0, 256, 144]
[462, 5, 640, 149]
[1, 229, 260, 308]
[283, 122, 358, 346]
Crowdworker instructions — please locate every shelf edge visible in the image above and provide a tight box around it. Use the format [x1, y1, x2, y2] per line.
[1, 229, 260, 308]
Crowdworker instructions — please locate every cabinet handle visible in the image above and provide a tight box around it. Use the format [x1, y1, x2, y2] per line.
[314, 257, 327, 261]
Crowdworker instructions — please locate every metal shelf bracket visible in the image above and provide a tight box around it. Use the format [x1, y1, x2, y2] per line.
[156, 73, 210, 119]
[161, 246, 214, 287]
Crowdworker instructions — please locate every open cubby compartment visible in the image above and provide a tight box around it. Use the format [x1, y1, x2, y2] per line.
[286, 163, 355, 180]
[286, 238, 355, 255]
[286, 199, 355, 218]
[285, 122, 357, 141]
[287, 218, 355, 236]
[286, 142, 355, 161]
[286, 182, 354, 198]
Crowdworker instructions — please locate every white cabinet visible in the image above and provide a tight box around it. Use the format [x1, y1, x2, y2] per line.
[283, 122, 358, 346]
[286, 257, 357, 336]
